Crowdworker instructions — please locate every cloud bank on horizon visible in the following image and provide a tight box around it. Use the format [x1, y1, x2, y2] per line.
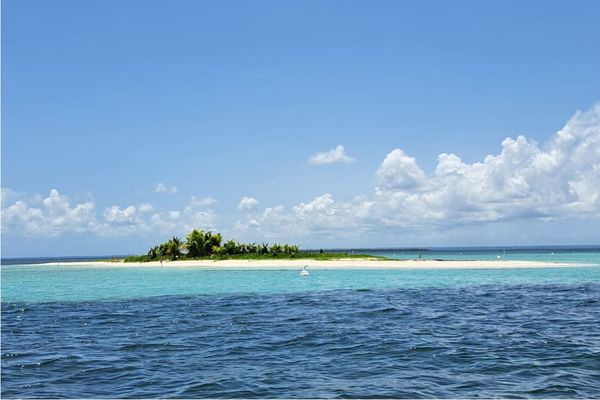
[2, 105, 599, 245]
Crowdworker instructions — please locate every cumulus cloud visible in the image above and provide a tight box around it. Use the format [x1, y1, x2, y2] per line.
[309, 145, 356, 165]
[147, 202, 217, 236]
[104, 205, 140, 224]
[155, 182, 178, 193]
[233, 194, 375, 243]
[376, 149, 426, 190]
[369, 104, 600, 226]
[3, 104, 599, 246]
[1, 189, 96, 237]
[235, 104, 600, 242]
[373, 104, 600, 225]
[238, 196, 259, 211]
[96, 196, 217, 237]
[2, 190, 217, 238]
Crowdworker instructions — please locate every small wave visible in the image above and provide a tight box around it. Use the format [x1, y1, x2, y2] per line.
[2, 285, 600, 398]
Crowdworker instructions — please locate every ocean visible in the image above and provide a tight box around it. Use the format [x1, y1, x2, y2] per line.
[2, 248, 600, 398]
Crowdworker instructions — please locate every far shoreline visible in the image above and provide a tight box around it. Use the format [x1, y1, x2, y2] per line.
[31, 258, 586, 270]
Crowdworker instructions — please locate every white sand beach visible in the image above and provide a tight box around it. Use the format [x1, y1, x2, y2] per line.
[42, 258, 580, 269]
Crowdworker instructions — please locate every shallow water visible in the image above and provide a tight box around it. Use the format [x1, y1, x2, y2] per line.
[2, 258, 600, 398]
[2, 264, 600, 303]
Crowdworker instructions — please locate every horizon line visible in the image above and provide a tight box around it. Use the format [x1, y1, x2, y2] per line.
[3, 244, 600, 260]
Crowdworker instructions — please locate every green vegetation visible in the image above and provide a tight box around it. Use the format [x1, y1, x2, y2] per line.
[123, 229, 385, 262]
[124, 229, 300, 262]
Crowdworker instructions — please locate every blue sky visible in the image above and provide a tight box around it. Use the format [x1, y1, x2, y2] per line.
[2, 0, 600, 257]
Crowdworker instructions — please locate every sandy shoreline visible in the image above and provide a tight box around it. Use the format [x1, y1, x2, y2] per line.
[35, 258, 584, 270]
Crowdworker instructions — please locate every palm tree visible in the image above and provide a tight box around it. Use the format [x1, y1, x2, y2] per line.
[145, 229, 302, 262]
[198, 231, 220, 256]
[283, 244, 299, 255]
[147, 246, 159, 260]
[234, 242, 244, 254]
[224, 239, 237, 255]
[271, 243, 282, 255]
[212, 245, 226, 258]
[166, 236, 182, 260]
[247, 243, 258, 254]
[185, 229, 206, 257]
[158, 242, 170, 258]
[260, 243, 269, 254]
[209, 232, 222, 252]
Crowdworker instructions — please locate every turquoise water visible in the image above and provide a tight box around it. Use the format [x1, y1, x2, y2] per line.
[2, 262, 600, 303]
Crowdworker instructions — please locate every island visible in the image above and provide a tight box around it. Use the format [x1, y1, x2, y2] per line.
[40, 229, 576, 270]
[122, 229, 386, 262]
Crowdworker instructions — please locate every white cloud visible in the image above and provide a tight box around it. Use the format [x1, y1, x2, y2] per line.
[234, 104, 600, 243]
[233, 194, 373, 243]
[138, 203, 154, 213]
[148, 200, 217, 236]
[238, 196, 259, 211]
[309, 145, 356, 165]
[104, 205, 139, 224]
[376, 149, 426, 190]
[97, 196, 217, 237]
[1, 189, 96, 237]
[2, 191, 217, 238]
[370, 104, 600, 226]
[233, 204, 292, 241]
[190, 196, 217, 207]
[3, 104, 599, 246]
[155, 182, 178, 193]
[103, 203, 154, 225]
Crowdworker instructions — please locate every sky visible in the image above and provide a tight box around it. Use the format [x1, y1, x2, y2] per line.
[2, 0, 600, 257]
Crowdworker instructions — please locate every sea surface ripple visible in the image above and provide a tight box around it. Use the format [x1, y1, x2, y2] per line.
[3, 283, 600, 398]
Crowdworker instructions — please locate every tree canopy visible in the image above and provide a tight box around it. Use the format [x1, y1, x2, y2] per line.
[124, 229, 300, 262]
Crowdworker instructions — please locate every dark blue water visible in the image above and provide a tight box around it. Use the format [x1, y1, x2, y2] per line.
[3, 284, 600, 398]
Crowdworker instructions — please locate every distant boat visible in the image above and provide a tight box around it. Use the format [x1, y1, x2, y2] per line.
[300, 265, 310, 276]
